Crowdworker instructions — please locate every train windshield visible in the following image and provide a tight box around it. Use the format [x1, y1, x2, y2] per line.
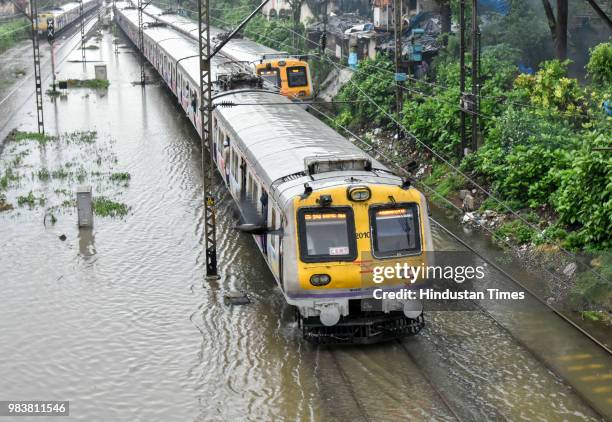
[287, 66, 308, 87]
[370, 204, 420, 258]
[257, 68, 281, 88]
[298, 208, 356, 262]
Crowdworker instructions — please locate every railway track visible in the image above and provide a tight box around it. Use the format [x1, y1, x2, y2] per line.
[0, 6, 102, 142]
[429, 217, 612, 420]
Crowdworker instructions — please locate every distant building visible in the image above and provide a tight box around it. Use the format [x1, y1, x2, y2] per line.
[0, 0, 17, 17]
[372, 0, 436, 30]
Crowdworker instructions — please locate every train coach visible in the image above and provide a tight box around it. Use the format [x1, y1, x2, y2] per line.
[35, 0, 99, 35]
[141, 5, 313, 100]
[115, 3, 433, 344]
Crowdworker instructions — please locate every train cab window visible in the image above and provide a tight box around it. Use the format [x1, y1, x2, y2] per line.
[370, 204, 421, 258]
[257, 68, 280, 88]
[286, 66, 308, 87]
[298, 208, 356, 262]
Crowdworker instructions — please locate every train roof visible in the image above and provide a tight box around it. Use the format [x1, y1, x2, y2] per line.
[116, 3, 399, 206]
[144, 5, 282, 64]
[41, 0, 96, 15]
[213, 91, 389, 190]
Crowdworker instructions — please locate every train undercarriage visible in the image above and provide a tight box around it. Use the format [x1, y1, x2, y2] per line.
[299, 308, 425, 345]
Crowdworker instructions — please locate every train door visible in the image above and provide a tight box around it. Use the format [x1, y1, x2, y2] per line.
[239, 158, 246, 202]
[267, 207, 276, 265]
[260, 189, 268, 255]
[279, 216, 284, 286]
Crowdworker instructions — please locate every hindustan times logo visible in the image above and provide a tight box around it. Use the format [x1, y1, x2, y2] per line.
[372, 263, 487, 284]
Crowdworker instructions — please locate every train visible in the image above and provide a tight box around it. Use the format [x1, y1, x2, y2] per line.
[140, 4, 313, 100]
[115, 2, 433, 344]
[35, 0, 99, 35]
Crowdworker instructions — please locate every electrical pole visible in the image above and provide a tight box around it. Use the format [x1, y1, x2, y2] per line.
[197, 0, 219, 279]
[80, 0, 86, 63]
[29, 0, 44, 134]
[394, 0, 403, 139]
[470, 0, 479, 152]
[459, 0, 466, 157]
[138, 0, 145, 85]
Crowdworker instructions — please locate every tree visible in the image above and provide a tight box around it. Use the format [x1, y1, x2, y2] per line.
[436, 0, 452, 35]
[541, 0, 568, 60]
[287, 0, 304, 48]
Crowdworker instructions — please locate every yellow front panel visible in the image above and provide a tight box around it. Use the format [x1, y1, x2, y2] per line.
[294, 184, 428, 290]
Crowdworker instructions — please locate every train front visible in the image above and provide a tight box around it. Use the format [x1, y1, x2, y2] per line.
[282, 159, 433, 344]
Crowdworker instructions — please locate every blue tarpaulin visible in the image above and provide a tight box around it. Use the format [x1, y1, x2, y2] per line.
[479, 0, 511, 16]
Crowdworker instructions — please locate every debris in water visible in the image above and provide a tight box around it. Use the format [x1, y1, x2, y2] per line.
[59, 234, 67, 241]
[224, 291, 250, 306]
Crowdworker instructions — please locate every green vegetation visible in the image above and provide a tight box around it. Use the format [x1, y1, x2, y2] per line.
[422, 163, 464, 205]
[494, 220, 536, 245]
[0, 18, 29, 53]
[37, 168, 50, 180]
[9, 130, 57, 144]
[93, 197, 129, 217]
[64, 130, 97, 143]
[17, 191, 45, 207]
[65, 79, 110, 89]
[110, 172, 131, 186]
[571, 253, 612, 316]
[334, 43, 612, 251]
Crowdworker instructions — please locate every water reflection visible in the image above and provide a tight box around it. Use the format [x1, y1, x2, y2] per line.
[78, 227, 96, 258]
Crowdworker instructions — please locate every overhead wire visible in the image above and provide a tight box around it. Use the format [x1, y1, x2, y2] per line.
[149, 5, 610, 284]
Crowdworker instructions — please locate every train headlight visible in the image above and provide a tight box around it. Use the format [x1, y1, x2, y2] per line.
[347, 186, 371, 202]
[310, 274, 331, 286]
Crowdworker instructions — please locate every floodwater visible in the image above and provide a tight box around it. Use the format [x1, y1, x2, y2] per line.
[0, 24, 609, 421]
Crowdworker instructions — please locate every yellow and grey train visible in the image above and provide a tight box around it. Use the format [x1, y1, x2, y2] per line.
[115, 2, 433, 344]
[35, 0, 99, 35]
[139, 4, 313, 100]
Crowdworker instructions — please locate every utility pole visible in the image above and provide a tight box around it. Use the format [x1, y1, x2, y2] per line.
[197, 0, 219, 279]
[393, 0, 403, 139]
[470, 0, 479, 152]
[80, 0, 86, 63]
[29, 0, 44, 134]
[138, 0, 145, 85]
[459, 0, 466, 157]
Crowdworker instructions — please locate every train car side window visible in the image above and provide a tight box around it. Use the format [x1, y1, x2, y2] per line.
[369, 203, 421, 258]
[286, 66, 308, 87]
[297, 207, 357, 262]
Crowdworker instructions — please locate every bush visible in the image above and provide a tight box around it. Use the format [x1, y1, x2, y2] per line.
[552, 130, 612, 249]
[336, 57, 395, 128]
[494, 219, 536, 244]
[586, 42, 612, 88]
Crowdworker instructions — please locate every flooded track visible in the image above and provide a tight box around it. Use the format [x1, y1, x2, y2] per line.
[0, 24, 609, 421]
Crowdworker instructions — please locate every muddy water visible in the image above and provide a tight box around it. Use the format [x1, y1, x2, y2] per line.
[0, 27, 607, 421]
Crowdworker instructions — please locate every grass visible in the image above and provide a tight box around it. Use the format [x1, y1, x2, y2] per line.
[51, 168, 70, 179]
[110, 172, 130, 184]
[17, 191, 45, 207]
[64, 130, 97, 144]
[0, 18, 29, 53]
[422, 163, 465, 205]
[0, 168, 19, 189]
[65, 79, 110, 89]
[9, 130, 57, 145]
[93, 197, 129, 217]
[37, 168, 50, 180]
[494, 220, 536, 245]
